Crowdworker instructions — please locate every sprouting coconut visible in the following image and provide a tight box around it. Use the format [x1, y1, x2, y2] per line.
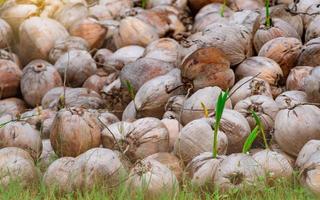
[0, 98, 27, 117]
[299, 163, 320, 197]
[275, 90, 308, 109]
[286, 66, 313, 91]
[298, 37, 320, 67]
[296, 140, 320, 169]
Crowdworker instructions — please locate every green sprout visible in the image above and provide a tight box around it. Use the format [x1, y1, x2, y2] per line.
[220, 0, 227, 17]
[200, 102, 209, 118]
[265, 0, 271, 28]
[213, 90, 229, 158]
[141, 0, 148, 9]
[125, 80, 135, 100]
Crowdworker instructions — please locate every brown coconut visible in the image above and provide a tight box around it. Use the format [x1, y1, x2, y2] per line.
[229, 0, 264, 11]
[122, 101, 138, 122]
[83, 71, 117, 93]
[161, 118, 182, 151]
[0, 18, 13, 49]
[274, 105, 320, 156]
[98, 0, 133, 19]
[258, 37, 303, 77]
[0, 49, 21, 69]
[229, 10, 260, 33]
[299, 163, 320, 196]
[188, 0, 224, 11]
[304, 66, 320, 103]
[174, 118, 228, 164]
[0, 98, 27, 117]
[305, 16, 320, 42]
[0, 59, 22, 99]
[50, 107, 101, 157]
[296, 140, 320, 169]
[38, 139, 57, 172]
[275, 90, 308, 109]
[286, 66, 313, 91]
[93, 48, 113, 68]
[298, 37, 320, 67]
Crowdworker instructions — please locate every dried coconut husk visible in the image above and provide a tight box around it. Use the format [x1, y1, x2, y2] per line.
[161, 118, 182, 151]
[299, 163, 320, 197]
[252, 149, 293, 183]
[275, 90, 308, 109]
[301, 2, 320, 30]
[38, 139, 57, 172]
[0, 120, 42, 160]
[174, 117, 228, 164]
[83, 71, 117, 93]
[235, 56, 284, 97]
[253, 18, 300, 52]
[269, 142, 295, 167]
[87, 109, 120, 131]
[185, 152, 225, 189]
[122, 101, 137, 122]
[298, 37, 320, 67]
[229, 76, 273, 106]
[93, 48, 113, 68]
[234, 95, 279, 138]
[48, 36, 89, 64]
[180, 47, 234, 91]
[88, 5, 113, 21]
[180, 86, 232, 125]
[102, 118, 170, 162]
[0, 147, 33, 162]
[134, 69, 184, 118]
[50, 107, 101, 157]
[304, 66, 320, 103]
[164, 95, 185, 117]
[286, 66, 313, 91]
[138, 0, 187, 10]
[258, 37, 302, 77]
[305, 16, 320, 42]
[229, 10, 260, 33]
[188, 0, 224, 12]
[274, 105, 320, 156]
[98, 0, 133, 19]
[144, 152, 184, 181]
[0, 18, 13, 49]
[0, 98, 27, 117]
[0, 59, 22, 99]
[126, 159, 179, 199]
[0, 49, 21, 69]
[120, 58, 175, 92]
[21, 59, 62, 107]
[296, 140, 320, 169]
[228, 0, 264, 11]
[43, 157, 75, 193]
[214, 153, 264, 191]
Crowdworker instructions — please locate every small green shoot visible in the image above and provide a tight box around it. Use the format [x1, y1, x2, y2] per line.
[141, 0, 147, 9]
[200, 102, 209, 118]
[252, 111, 269, 149]
[220, 0, 227, 17]
[125, 80, 135, 100]
[213, 90, 229, 158]
[265, 0, 271, 28]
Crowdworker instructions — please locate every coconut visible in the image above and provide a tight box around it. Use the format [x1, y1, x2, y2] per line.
[235, 56, 284, 97]
[269, 142, 296, 167]
[0, 59, 22, 99]
[93, 48, 113, 68]
[70, 148, 126, 191]
[174, 118, 228, 164]
[54, 50, 97, 87]
[21, 59, 62, 107]
[48, 36, 89, 64]
[0, 147, 34, 162]
[275, 90, 308, 109]
[120, 58, 175, 92]
[113, 16, 159, 48]
[304, 66, 320, 103]
[50, 107, 101, 157]
[98, 0, 133, 19]
[0, 18, 13, 49]
[0, 50, 21, 68]
[298, 37, 320, 67]
[140, 0, 187, 10]
[88, 5, 113, 21]
[144, 152, 183, 181]
[122, 101, 138, 122]
[69, 17, 107, 49]
[296, 140, 320, 169]
[299, 163, 320, 196]
[18, 17, 69, 65]
[0, 98, 27, 117]
[43, 157, 75, 193]
[258, 37, 302, 77]
[302, 2, 320, 29]
[0, 121, 42, 160]
[188, 0, 224, 11]
[181, 47, 234, 91]
[274, 105, 320, 156]
[0, 148, 38, 188]
[305, 16, 320, 42]
[286, 66, 313, 91]
[126, 159, 179, 199]
[253, 18, 300, 52]
[180, 86, 232, 125]
[185, 152, 225, 189]
[161, 118, 182, 151]
[83, 72, 116, 93]
[214, 153, 265, 191]
[234, 95, 279, 137]
[229, 76, 273, 106]
[164, 95, 185, 117]
[88, 109, 120, 131]
[252, 149, 293, 183]
[134, 69, 184, 118]
[229, 0, 264, 10]
[38, 139, 57, 172]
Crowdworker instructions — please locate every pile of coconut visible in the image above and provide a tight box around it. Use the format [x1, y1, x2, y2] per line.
[1, 0, 320, 198]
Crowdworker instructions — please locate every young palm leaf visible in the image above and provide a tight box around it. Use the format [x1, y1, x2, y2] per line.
[200, 102, 209, 118]
[252, 111, 269, 149]
[141, 0, 148, 9]
[242, 126, 260, 154]
[220, 0, 227, 17]
[265, 0, 271, 28]
[125, 80, 135, 100]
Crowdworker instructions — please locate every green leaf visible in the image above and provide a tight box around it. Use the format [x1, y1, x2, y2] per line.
[251, 110, 269, 149]
[141, 0, 147, 8]
[242, 126, 260, 154]
[125, 80, 135, 100]
[252, 111, 262, 127]
[200, 102, 209, 118]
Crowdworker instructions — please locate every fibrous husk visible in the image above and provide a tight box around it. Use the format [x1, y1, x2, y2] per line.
[70, 148, 126, 191]
[0, 147, 39, 188]
[120, 58, 175, 92]
[0, 59, 22, 99]
[286, 66, 313, 91]
[185, 152, 225, 189]
[161, 118, 182, 151]
[122, 101, 137, 122]
[93, 48, 113, 68]
[41, 87, 105, 110]
[234, 95, 279, 137]
[174, 117, 228, 164]
[235, 56, 284, 97]
[0, 98, 27, 117]
[134, 68, 184, 118]
[21, 59, 62, 107]
[305, 16, 320, 42]
[299, 163, 320, 197]
[98, 0, 133, 19]
[164, 95, 185, 118]
[0, 50, 21, 68]
[274, 105, 320, 156]
[38, 139, 57, 172]
[126, 159, 179, 199]
[258, 37, 303, 77]
[229, 76, 273, 106]
[181, 47, 234, 91]
[296, 140, 320, 169]
[18, 17, 69, 65]
[88, 109, 120, 131]
[180, 86, 232, 125]
[48, 36, 89, 64]
[302, 2, 320, 30]
[0, 121, 42, 160]
[298, 37, 320, 67]
[228, 0, 264, 11]
[141, 0, 187, 10]
[83, 71, 117, 93]
[43, 157, 75, 193]
[144, 152, 183, 181]
[88, 5, 113, 21]
[253, 18, 300, 52]
[50, 107, 101, 157]
[252, 149, 293, 183]
[0, 18, 13, 49]
[275, 90, 308, 109]
[229, 10, 260, 33]
[102, 118, 170, 162]
[269, 142, 296, 167]
[214, 153, 265, 191]
[304, 66, 320, 103]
